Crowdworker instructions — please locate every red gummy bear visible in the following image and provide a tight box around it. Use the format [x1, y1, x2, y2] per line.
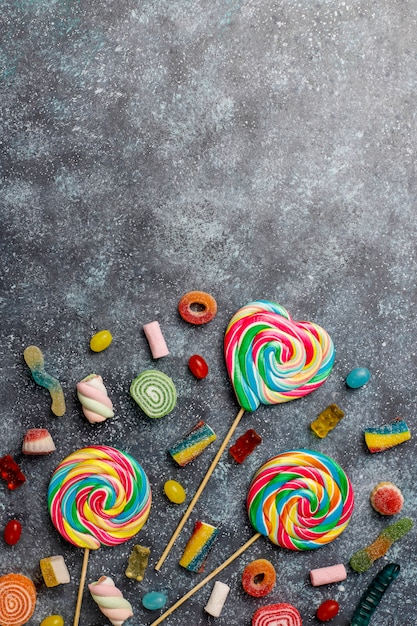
[229, 429, 262, 464]
[0, 455, 26, 490]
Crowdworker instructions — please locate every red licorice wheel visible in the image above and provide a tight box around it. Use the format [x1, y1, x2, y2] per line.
[252, 602, 302, 626]
[178, 291, 217, 325]
[242, 558, 276, 597]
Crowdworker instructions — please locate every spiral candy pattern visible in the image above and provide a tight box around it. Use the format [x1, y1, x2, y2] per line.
[130, 370, 177, 418]
[0, 573, 37, 626]
[48, 446, 151, 550]
[247, 449, 354, 550]
[224, 300, 335, 412]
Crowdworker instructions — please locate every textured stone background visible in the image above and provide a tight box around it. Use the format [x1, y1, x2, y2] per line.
[1, 1, 416, 624]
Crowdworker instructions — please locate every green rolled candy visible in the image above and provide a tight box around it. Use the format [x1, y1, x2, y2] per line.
[130, 370, 177, 418]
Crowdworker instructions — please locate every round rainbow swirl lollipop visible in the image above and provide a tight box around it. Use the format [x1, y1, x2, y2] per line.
[224, 300, 335, 412]
[48, 445, 151, 550]
[247, 449, 354, 550]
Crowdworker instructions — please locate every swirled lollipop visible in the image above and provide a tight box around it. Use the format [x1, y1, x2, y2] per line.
[156, 300, 335, 570]
[247, 449, 354, 550]
[48, 445, 151, 625]
[150, 449, 353, 626]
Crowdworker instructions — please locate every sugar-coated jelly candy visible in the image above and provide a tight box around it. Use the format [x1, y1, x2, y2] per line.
[0, 454, 26, 490]
[346, 367, 371, 389]
[4, 519, 22, 545]
[316, 599, 340, 622]
[40, 616, 64, 626]
[229, 428, 262, 463]
[90, 329, 113, 352]
[142, 591, 167, 611]
[188, 354, 209, 379]
[164, 479, 186, 504]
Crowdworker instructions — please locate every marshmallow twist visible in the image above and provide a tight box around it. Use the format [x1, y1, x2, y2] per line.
[77, 374, 114, 424]
[224, 301, 335, 412]
[88, 576, 133, 626]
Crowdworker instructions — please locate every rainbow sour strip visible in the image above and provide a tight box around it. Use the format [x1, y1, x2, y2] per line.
[224, 301, 335, 412]
[179, 521, 219, 572]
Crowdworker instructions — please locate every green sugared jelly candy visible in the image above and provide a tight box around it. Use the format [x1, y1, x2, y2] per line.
[90, 329, 113, 352]
[164, 479, 186, 504]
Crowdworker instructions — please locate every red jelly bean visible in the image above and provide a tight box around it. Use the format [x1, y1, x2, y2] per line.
[316, 599, 340, 622]
[0, 455, 26, 490]
[4, 519, 22, 545]
[188, 354, 209, 379]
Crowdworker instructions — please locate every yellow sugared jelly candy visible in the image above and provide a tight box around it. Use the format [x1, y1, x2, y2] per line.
[41, 616, 64, 626]
[164, 479, 186, 504]
[90, 330, 113, 352]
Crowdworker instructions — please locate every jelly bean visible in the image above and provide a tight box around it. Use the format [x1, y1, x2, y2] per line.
[142, 591, 167, 611]
[164, 479, 186, 504]
[188, 354, 209, 379]
[4, 519, 22, 545]
[316, 599, 340, 622]
[0, 454, 26, 490]
[346, 367, 371, 389]
[90, 329, 113, 352]
[40, 616, 64, 626]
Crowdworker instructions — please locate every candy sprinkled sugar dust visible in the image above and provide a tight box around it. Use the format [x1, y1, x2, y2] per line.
[150, 449, 353, 625]
[23, 345, 66, 416]
[48, 445, 151, 626]
[252, 602, 302, 626]
[349, 517, 413, 572]
[155, 300, 335, 570]
[130, 370, 177, 418]
[370, 481, 404, 515]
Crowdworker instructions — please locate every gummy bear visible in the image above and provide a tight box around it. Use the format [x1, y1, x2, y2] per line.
[0, 455, 26, 490]
[229, 429, 262, 463]
[125, 545, 150, 581]
[310, 404, 345, 438]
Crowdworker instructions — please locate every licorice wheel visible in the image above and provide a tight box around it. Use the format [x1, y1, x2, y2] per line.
[242, 558, 276, 597]
[178, 291, 217, 325]
[0, 573, 37, 626]
[130, 370, 177, 418]
[252, 602, 302, 626]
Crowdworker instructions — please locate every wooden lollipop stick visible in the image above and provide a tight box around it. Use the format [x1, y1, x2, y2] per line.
[150, 532, 261, 626]
[73, 548, 90, 626]
[155, 407, 245, 571]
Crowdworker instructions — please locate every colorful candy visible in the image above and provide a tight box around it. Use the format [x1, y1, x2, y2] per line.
[247, 449, 354, 550]
[350, 563, 400, 626]
[22, 428, 56, 455]
[40, 616, 64, 626]
[23, 345, 66, 416]
[229, 428, 262, 463]
[364, 418, 411, 453]
[4, 519, 22, 546]
[125, 545, 151, 581]
[88, 576, 133, 625]
[130, 370, 177, 418]
[224, 301, 335, 412]
[143, 321, 169, 359]
[179, 521, 219, 572]
[346, 367, 371, 389]
[0, 455, 26, 490]
[90, 329, 113, 352]
[40, 555, 70, 587]
[310, 404, 345, 438]
[48, 445, 151, 550]
[168, 420, 217, 466]
[0, 573, 37, 626]
[252, 602, 302, 626]
[163, 479, 186, 504]
[76, 374, 114, 424]
[188, 354, 209, 379]
[142, 591, 168, 611]
[310, 564, 347, 586]
[349, 517, 413, 572]
[178, 291, 217, 325]
[205, 581, 230, 617]
[242, 558, 276, 597]
[316, 599, 340, 622]
[370, 482, 404, 515]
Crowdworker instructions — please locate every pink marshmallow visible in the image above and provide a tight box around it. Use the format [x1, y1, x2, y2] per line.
[310, 564, 347, 586]
[143, 320, 169, 359]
